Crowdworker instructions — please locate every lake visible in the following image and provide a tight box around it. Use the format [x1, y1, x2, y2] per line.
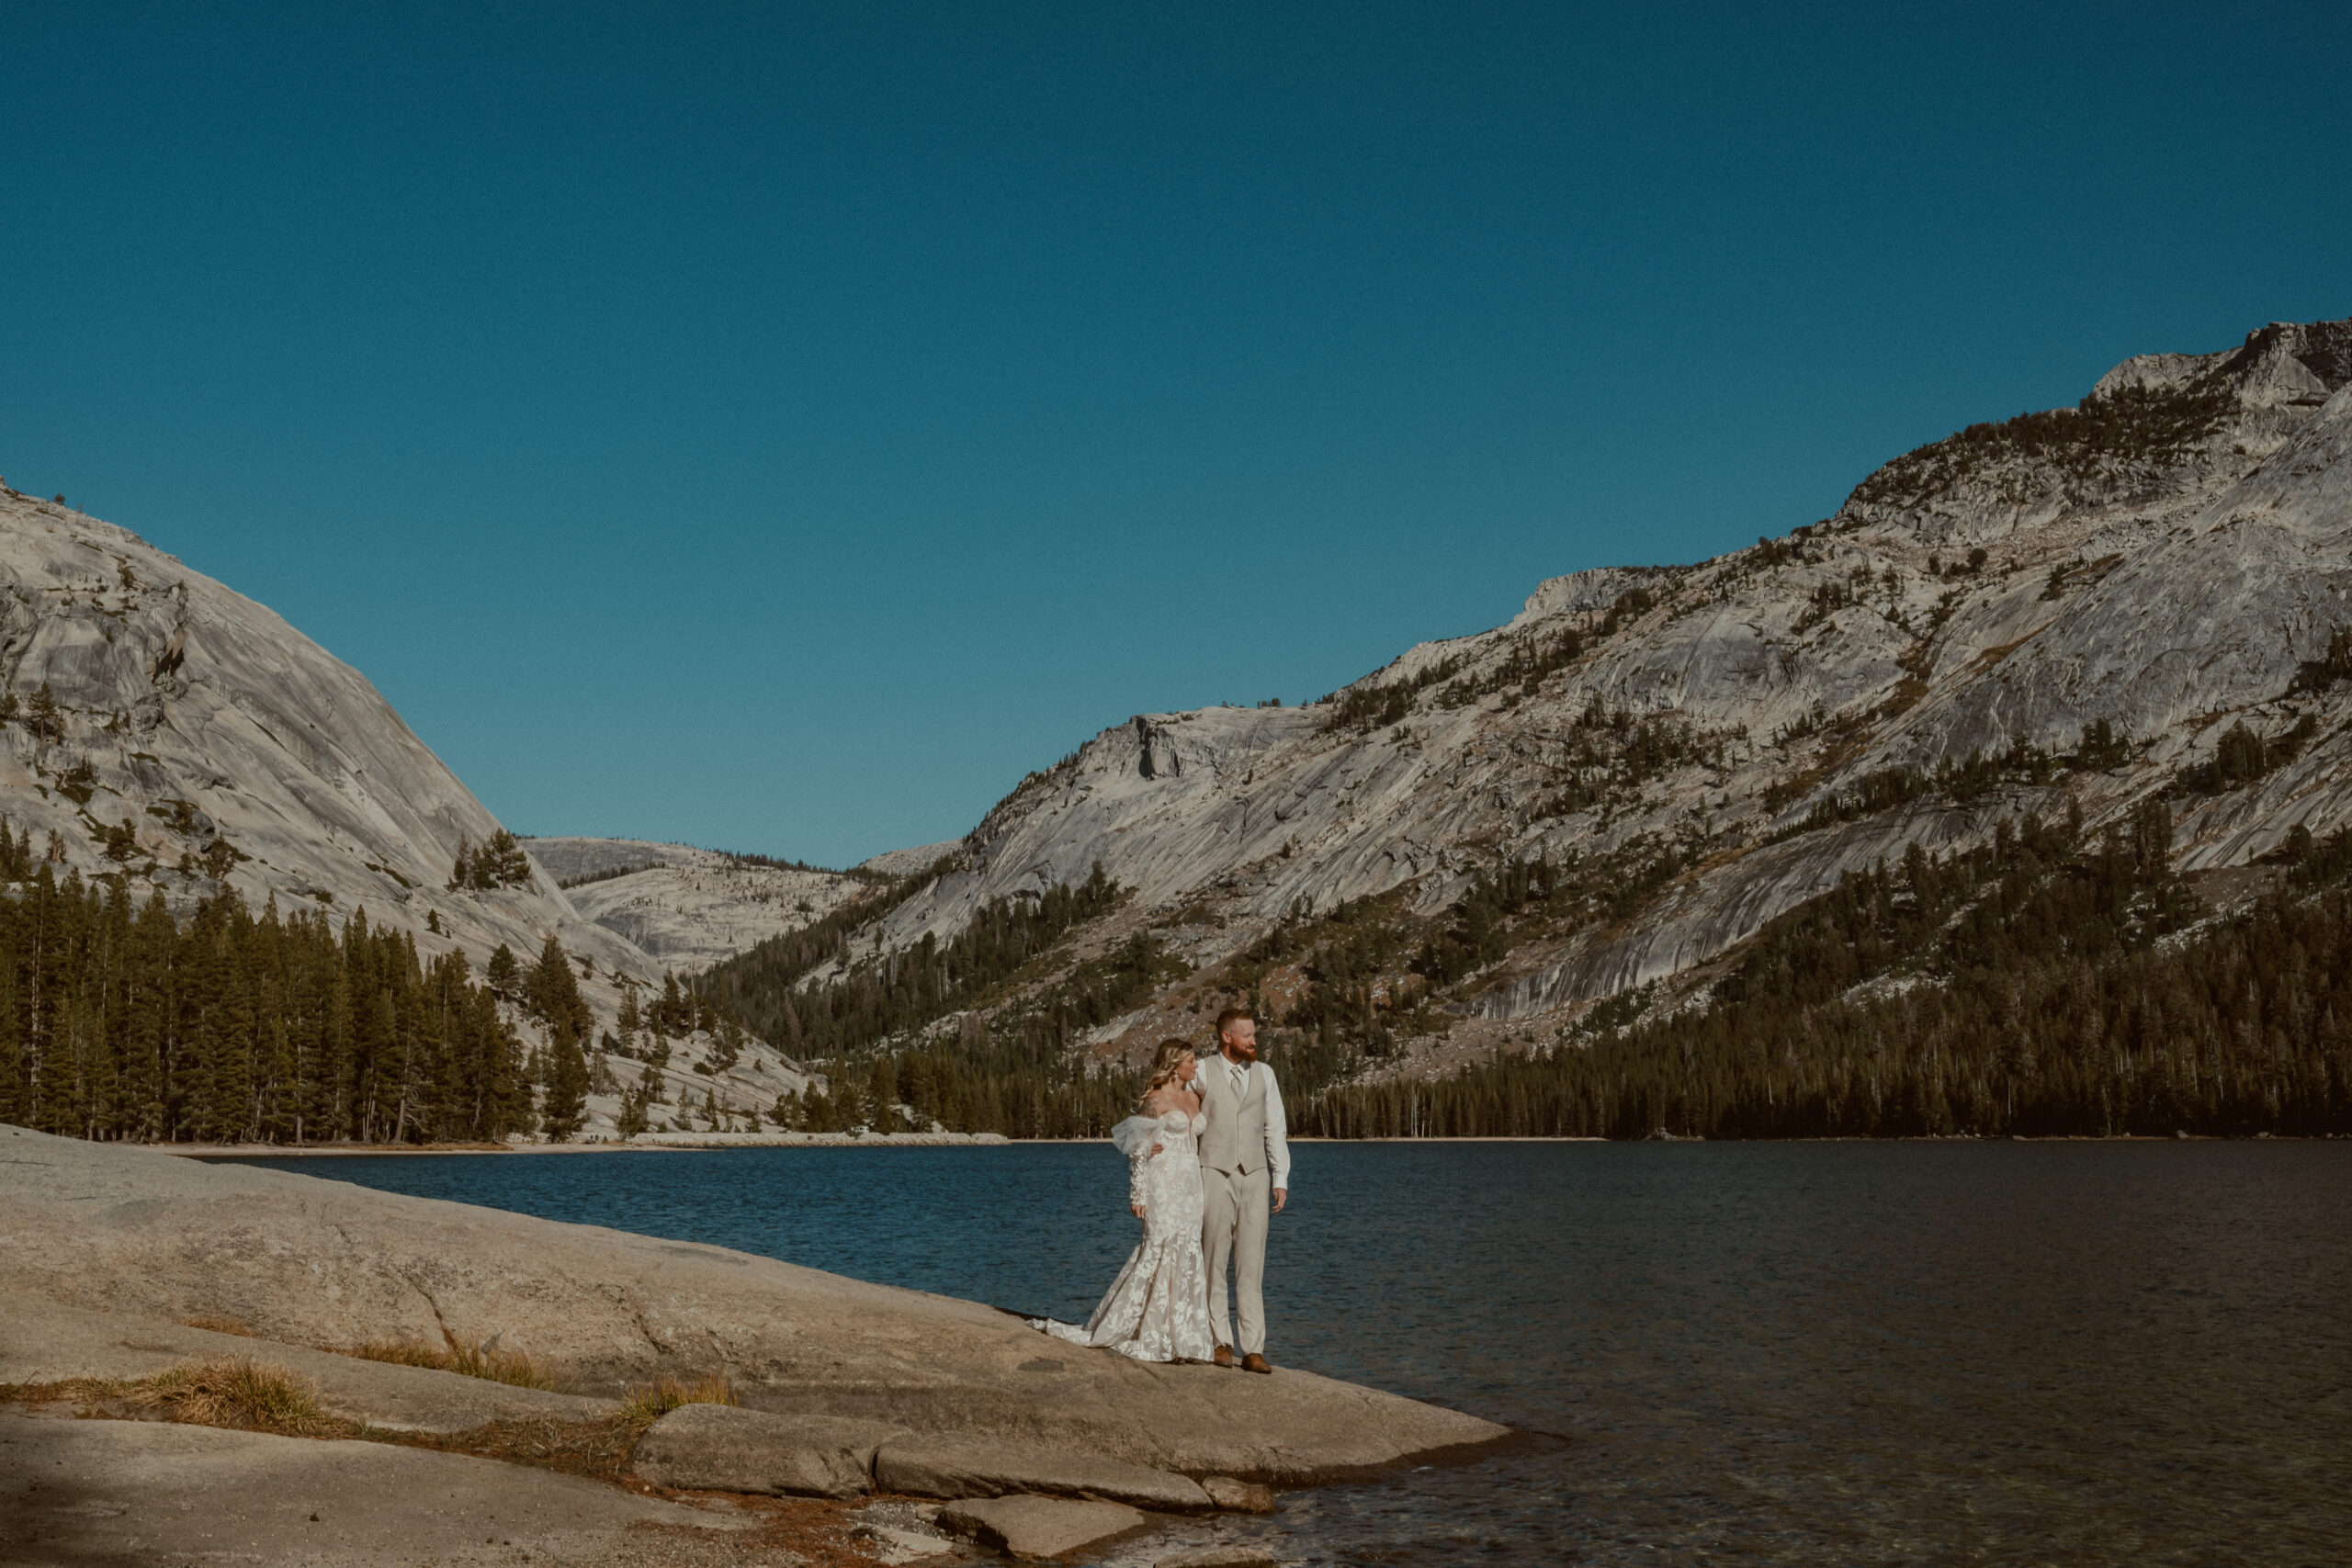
[233, 1141, 2352, 1566]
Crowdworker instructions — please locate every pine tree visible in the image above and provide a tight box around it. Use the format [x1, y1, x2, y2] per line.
[614, 1083, 650, 1139]
[540, 1034, 590, 1141]
[484, 830, 532, 889]
[655, 973, 688, 1036]
[526, 933, 593, 1043]
[485, 944, 521, 1001]
[26, 683, 62, 744]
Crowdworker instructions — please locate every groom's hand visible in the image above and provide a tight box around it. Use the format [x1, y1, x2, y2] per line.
[1271, 1188, 1287, 1214]
[1130, 1202, 1147, 1218]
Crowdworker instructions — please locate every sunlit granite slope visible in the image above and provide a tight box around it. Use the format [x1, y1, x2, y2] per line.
[871, 318, 2352, 1023]
[0, 484, 653, 987]
[526, 836, 866, 972]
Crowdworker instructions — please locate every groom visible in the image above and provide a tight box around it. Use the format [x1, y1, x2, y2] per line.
[1197, 1006, 1290, 1374]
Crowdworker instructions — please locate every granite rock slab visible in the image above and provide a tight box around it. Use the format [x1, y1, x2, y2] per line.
[0, 1126, 1510, 1482]
[633, 1401, 909, 1498]
[937, 1495, 1148, 1560]
[0, 1411, 745, 1566]
[0, 1289, 616, 1433]
[1200, 1474, 1279, 1513]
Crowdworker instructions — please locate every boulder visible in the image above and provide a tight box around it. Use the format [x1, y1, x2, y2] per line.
[937, 1495, 1147, 1560]
[632, 1403, 909, 1498]
[1200, 1474, 1279, 1513]
[876, 1432, 1213, 1511]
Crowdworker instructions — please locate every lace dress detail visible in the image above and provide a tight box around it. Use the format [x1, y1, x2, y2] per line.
[1030, 1108, 1216, 1363]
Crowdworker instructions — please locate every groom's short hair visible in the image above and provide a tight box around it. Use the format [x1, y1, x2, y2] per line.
[1215, 1007, 1254, 1040]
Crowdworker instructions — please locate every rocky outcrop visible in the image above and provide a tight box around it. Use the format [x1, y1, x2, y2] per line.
[854, 838, 964, 878]
[937, 1495, 1148, 1560]
[0, 1124, 1507, 1482]
[1198, 1475, 1278, 1513]
[633, 1404, 908, 1498]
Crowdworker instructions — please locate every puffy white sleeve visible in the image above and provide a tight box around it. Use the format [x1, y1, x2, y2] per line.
[1109, 1115, 1160, 1206]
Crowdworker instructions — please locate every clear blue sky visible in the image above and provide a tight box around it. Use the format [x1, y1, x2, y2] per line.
[4, 4, 2347, 866]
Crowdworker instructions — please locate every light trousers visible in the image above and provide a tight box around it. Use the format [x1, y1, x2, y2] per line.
[1200, 1163, 1270, 1354]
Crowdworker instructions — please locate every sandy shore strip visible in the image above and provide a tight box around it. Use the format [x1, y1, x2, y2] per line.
[152, 1130, 1017, 1156]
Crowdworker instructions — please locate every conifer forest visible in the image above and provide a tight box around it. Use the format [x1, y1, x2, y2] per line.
[0, 822, 595, 1145]
[11, 795, 2351, 1145]
[717, 804, 2352, 1142]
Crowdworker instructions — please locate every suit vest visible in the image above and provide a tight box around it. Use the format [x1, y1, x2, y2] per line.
[1198, 1058, 1269, 1177]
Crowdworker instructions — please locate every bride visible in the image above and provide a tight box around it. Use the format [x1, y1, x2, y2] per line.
[1030, 1040, 1216, 1363]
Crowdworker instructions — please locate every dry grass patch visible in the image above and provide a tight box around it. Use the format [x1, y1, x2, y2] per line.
[620, 1374, 738, 1426]
[392, 1377, 729, 1486]
[132, 1359, 334, 1433]
[5, 1359, 340, 1437]
[354, 1336, 560, 1390]
[396, 1413, 650, 1482]
[179, 1314, 256, 1337]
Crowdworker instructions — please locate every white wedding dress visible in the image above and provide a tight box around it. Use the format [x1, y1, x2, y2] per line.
[1029, 1106, 1217, 1363]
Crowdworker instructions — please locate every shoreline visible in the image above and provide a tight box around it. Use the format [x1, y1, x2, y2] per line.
[148, 1130, 2343, 1158]
[155, 1130, 1013, 1157]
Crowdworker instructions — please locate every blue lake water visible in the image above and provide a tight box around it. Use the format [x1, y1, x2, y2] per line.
[235, 1141, 2352, 1566]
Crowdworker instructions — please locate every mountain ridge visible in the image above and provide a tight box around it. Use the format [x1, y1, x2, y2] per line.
[707, 314, 2352, 1098]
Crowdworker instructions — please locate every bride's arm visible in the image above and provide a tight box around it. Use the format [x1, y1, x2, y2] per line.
[1128, 1129, 1153, 1217]
[1115, 1104, 1166, 1217]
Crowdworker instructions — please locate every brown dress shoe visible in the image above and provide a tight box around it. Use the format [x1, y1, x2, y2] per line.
[1241, 1352, 1273, 1374]
[1212, 1344, 1233, 1369]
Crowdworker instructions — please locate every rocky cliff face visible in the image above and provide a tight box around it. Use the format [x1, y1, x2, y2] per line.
[0, 493, 849, 1137]
[869, 318, 2352, 1046]
[0, 486, 670, 983]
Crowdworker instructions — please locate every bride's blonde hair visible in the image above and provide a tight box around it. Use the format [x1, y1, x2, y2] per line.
[1136, 1039, 1195, 1110]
